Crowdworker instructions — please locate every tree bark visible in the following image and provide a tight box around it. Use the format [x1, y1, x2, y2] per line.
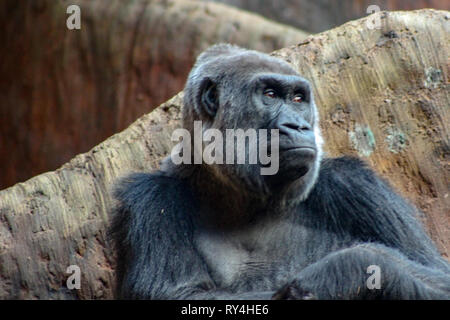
[0, 0, 308, 190]
[0, 9, 448, 299]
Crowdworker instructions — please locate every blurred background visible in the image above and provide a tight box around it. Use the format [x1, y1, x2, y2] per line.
[0, 0, 448, 190]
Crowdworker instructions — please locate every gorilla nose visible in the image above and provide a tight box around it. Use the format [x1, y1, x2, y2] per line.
[278, 119, 313, 140]
[276, 117, 316, 150]
[279, 121, 312, 134]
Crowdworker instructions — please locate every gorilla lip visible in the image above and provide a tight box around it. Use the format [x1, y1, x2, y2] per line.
[281, 146, 316, 151]
[280, 146, 317, 154]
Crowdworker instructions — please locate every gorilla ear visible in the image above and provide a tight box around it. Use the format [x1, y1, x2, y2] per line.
[199, 77, 219, 117]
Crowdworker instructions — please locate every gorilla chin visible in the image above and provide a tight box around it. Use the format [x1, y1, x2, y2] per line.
[265, 146, 317, 191]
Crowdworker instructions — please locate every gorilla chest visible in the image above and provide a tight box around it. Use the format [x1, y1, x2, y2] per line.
[194, 222, 304, 287]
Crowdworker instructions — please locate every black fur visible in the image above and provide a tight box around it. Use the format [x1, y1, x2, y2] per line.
[110, 45, 450, 299]
[111, 157, 450, 299]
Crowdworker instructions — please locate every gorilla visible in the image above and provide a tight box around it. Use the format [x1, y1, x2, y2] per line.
[111, 44, 450, 299]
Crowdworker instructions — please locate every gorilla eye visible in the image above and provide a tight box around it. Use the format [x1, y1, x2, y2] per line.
[293, 94, 304, 103]
[263, 89, 277, 98]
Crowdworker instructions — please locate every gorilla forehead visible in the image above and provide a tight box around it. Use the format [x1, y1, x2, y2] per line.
[195, 46, 298, 83]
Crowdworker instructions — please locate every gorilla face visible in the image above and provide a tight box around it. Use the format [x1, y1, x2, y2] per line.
[250, 72, 318, 191]
[183, 45, 323, 199]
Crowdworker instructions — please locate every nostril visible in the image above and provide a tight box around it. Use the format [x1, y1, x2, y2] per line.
[300, 125, 311, 131]
[282, 122, 311, 132]
[283, 123, 300, 131]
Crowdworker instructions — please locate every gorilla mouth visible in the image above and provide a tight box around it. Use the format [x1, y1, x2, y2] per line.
[260, 146, 316, 170]
[280, 146, 317, 159]
[266, 146, 317, 156]
[280, 146, 316, 152]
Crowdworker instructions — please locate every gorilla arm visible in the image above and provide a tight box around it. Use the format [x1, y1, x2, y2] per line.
[275, 156, 450, 299]
[302, 157, 447, 266]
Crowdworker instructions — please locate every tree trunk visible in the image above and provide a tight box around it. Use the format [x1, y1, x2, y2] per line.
[0, 0, 308, 190]
[0, 9, 448, 299]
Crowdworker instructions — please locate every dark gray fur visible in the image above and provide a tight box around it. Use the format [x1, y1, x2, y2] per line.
[111, 44, 450, 299]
